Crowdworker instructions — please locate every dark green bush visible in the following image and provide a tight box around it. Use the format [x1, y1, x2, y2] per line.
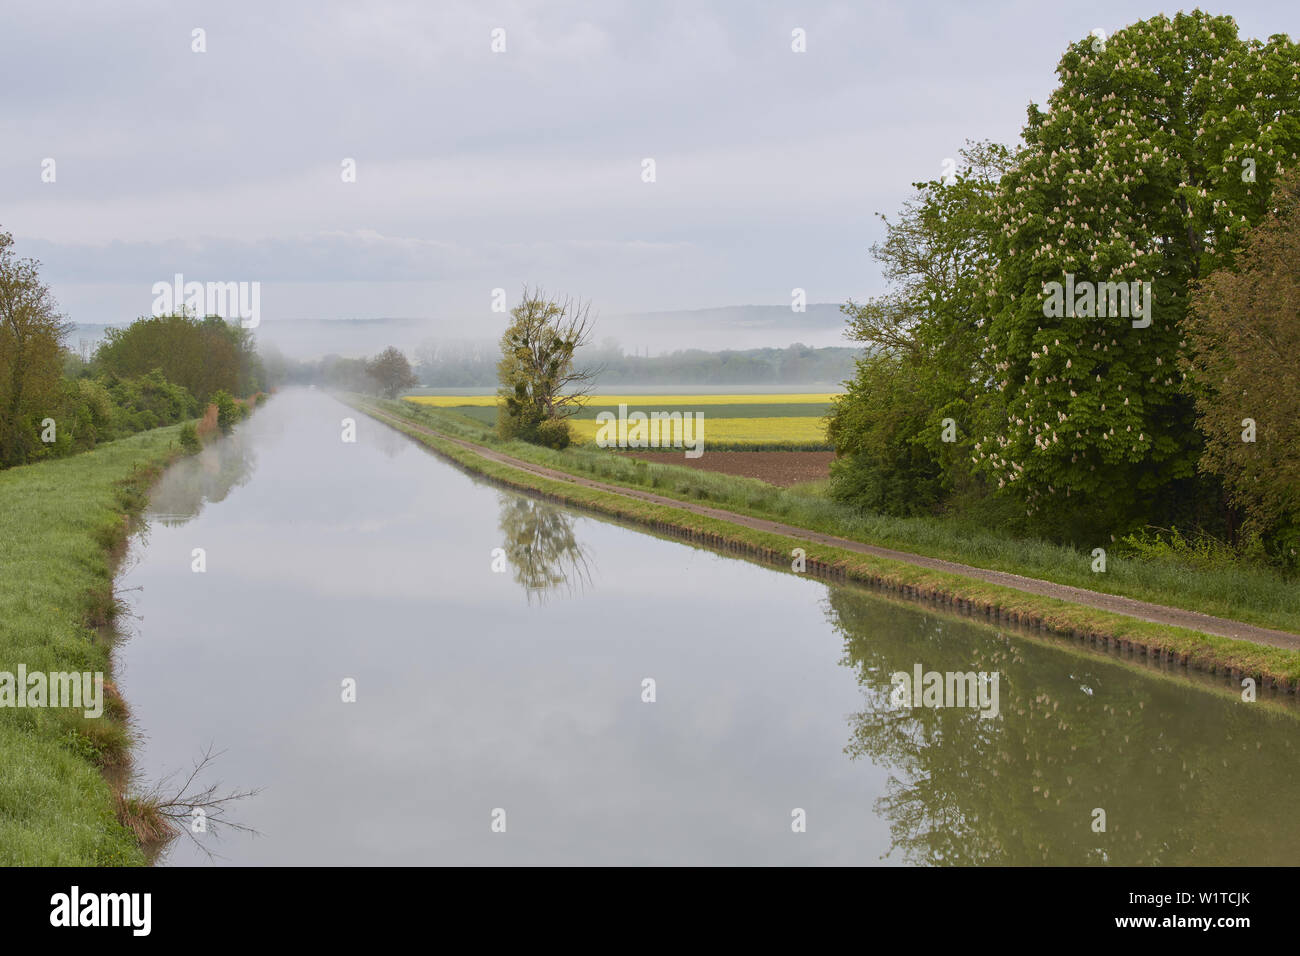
[212, 390, 240, 434]
[179, 422, 200, 453]
[535, 418, 571, 450]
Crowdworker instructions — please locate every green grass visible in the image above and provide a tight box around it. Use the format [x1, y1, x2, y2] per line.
[0, 423, 185, 865]
[362, 396, 1300, 637]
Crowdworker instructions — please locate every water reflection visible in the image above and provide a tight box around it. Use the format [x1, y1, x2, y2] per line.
[496, 494, 594, 602]
[827, 586, 1300, 865]
[144, 430, 258, 529]
[117, 389, 1300, 866]
[370, 419, 412, 460]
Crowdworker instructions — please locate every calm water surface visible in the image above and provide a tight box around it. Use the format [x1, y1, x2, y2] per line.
[115, 389, 1300, 865]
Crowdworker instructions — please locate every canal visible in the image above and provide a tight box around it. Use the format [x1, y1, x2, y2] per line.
[115, 388, 1300, 865]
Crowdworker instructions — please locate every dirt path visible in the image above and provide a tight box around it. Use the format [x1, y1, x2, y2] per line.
[362, 404, 1300, 651]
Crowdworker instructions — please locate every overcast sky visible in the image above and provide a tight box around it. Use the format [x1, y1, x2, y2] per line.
[2, 0, 1297, 338]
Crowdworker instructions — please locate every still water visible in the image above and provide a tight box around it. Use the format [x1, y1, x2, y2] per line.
[116, 389, 1300, 865]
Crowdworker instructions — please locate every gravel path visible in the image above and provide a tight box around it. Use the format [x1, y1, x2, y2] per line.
[365, 405, 1300, 651]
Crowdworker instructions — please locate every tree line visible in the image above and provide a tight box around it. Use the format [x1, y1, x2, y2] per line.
[262, 346, 417, 398]
[825, 10, 1300, 568]
[403, 341, 858, 387]
[0, 228, 264, 468]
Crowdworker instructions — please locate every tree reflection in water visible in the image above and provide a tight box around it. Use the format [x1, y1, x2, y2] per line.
[825, 586, 1300, 866]
[134, 428, 258, 548]
[496, 494, 594, 603]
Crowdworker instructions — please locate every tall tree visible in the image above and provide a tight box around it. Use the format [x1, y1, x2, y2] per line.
[975, 12, 1300, 536]
[1184, 170, 1300, 566]
[0, 230, 71, 466]
[365, 346, 417, 398]
[828, 141, 1011, 514]
[496, 288, 596, 446]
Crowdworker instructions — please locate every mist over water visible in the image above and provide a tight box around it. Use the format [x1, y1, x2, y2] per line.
[115, 389, 1300, 865]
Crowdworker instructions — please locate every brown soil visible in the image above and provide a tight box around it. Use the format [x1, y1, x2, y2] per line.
[619, 450, 835, 487]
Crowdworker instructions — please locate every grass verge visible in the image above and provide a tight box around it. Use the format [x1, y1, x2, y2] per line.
[0, 424, 186, 865]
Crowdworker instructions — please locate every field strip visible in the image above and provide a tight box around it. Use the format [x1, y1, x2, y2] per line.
[358, 403, 1300, 651]
[566, 416, 827, 443]
[404, 393, 838, 408]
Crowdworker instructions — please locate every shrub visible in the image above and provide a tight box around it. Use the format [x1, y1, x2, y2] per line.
[213, 390, 240, 434]
[1116, 526, 1269, 573]
[76, 379, 115, 437]
[497, 402, 543, 442]
[102, 371, 197, 438]
[179, 422, 200, 454]
[536, 418, 571, 449]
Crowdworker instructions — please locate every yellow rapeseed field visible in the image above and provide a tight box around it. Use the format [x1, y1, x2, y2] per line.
[405, 393, 838, 408]
[403, 393, 837, 445]
[568, 416, 827, 445]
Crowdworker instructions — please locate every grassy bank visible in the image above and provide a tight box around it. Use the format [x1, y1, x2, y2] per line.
[365, 396, 1300, 635]
[0, 424, 186, 865]
[346, 395, 1300, 687]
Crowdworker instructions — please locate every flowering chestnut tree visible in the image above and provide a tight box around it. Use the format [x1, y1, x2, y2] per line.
[974, 11, 1300, 533]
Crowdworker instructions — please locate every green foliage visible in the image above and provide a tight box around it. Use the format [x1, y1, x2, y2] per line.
[101, 369, 198, 436]
[535, 417, 572, 449]
[1184, 170, 1300, 569]
[8, 368, 201, 465]
[76, 378, 115, 437]
[365, 346, 417, 398]
[0, 228, 72, 467]
[212, 390, 242, 434]
[827, 141, 1008, 516]
[976, 12, 1300, 533]
[1116, 526, 1270, 574]
[827, 355, 943, 515]
[496, 394, 543, 442]
[179, 422, 200, 453]
[96, 313, 262, 403]
[496, 398, 574, 448]
[0, 266, 259, 470]
[497, 289, 595, 447]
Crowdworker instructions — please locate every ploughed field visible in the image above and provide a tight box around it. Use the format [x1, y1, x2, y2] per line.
[403, 393, 837, 451]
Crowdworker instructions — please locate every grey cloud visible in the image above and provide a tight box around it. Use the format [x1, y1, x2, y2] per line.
[3, 0, 1298, 327]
